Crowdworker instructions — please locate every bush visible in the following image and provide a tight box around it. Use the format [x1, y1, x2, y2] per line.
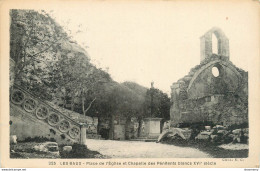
[227, 123, 248, 130]
[18, 136, 56, 143]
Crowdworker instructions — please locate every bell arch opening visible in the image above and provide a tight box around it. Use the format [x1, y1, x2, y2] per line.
[200, 27, 230, 62]
[212, 33, 218, 55]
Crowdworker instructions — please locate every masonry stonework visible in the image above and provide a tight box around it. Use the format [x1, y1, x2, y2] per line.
[170, 27, 248, 127]
[200, 27, 230, 62]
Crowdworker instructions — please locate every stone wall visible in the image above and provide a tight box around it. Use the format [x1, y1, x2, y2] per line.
[170, 28, 248, 127]
[98, 116, 144, 140]
[200, 27, 229, 62]
[114, 125, 126, 140]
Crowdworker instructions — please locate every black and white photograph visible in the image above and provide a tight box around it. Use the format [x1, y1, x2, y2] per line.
[1, 0, 260, 168]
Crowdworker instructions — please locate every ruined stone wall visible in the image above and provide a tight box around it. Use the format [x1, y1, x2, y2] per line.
[200, 27, 229, 62]
[98, 116, 143, 140]
[187, 59, 242, 99]
[170, 28, 248, 127]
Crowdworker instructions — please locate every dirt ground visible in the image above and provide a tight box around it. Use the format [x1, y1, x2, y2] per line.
[160, 138, 249, 158]
[85, 139, 212, 158]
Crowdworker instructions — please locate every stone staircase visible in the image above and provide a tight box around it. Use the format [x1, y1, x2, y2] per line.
[10, 85, 83, 144]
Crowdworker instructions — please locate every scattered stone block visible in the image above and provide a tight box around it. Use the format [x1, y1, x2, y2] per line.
[205, 126, 211, 130]
[232, 129, 241, 134]
[10, 135, 17, 144]
[158, 128, 190, 142]
[195, 131, 212, 140]
[215, 125, 225, 130]
[63, 146, 72, 152]
[217, 130, 228, 135]
[210, 134, 217, 140]
[34, 144, 47, 152]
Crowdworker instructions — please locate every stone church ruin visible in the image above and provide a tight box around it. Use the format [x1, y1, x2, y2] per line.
[170, 27, 248, 127]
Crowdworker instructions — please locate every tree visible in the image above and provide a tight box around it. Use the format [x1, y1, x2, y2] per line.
[10, 10, 68, 79]
[10, 10, 170, 133]
[10, 9, 69, 99]
[143, 88, 171, 120]
[50, 49, 111, 115]
[10, 9, 111, 108]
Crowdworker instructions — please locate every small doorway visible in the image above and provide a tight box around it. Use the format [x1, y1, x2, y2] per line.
[99, 128, 110, 140]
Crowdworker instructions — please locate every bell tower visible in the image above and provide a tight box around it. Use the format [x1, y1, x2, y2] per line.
[200, 27, 230, 62]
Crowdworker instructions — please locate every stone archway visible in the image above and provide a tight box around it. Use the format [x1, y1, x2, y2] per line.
[187, 60, 242, 99]
[200, 27, 229, 62]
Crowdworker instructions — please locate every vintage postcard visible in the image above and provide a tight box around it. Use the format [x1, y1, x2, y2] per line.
[0, 0, 259, 168]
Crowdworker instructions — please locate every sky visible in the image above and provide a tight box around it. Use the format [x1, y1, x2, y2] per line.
[46, 1, 257, 95]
